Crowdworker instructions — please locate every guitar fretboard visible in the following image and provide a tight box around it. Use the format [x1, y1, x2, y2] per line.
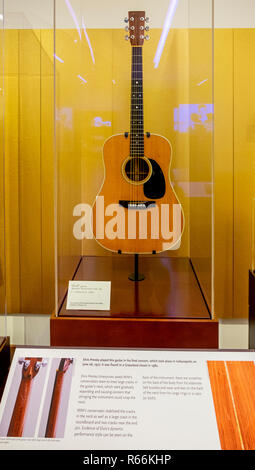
[130, 46, 144, 157]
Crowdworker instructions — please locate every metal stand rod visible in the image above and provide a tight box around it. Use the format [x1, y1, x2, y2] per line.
[128, 254, 145, 281]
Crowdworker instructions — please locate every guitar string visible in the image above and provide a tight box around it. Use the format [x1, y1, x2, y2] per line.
[136, 47, 141, 191]
[134, 47, 137, 200]
[133, 46, 135, 202]
[131, 45, 144, 202]
[132, 45, 135, 201]
[135, 46, 137, 194]
[129, 47, 134, 201]
[135, 45, 138, 193]
[134, 46, 137, 201]
[133, 46, 135, 199]
[132, 46, 143, 198]
[134, 46, 138, 201]
[138, 46, 139, 200]
[130, 45, 132, 203]
[131, 46, 134, 203]
[134, 46, 136, 198]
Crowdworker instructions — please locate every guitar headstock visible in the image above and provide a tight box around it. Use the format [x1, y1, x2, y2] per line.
[19, 357, 47, 379]
[58, 358, 73, 373]
[124, 11, 149, 46]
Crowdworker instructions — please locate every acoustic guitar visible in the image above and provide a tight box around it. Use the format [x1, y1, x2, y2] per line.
[93, 11, 184, 254]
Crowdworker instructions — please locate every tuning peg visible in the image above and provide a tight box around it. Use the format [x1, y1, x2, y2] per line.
[145, 17, 149, 22]
[41, 359, 48, 368]
[145, 35, 150, 40]
[35, 359, 48, 371]
[125, 26, 129, 31]
[124, 17, 129, 23]
[125, 35, 130, 40]
[18, 358, 31, 368]
[140, 35, 144, 39]
[145, 25, 150, 31]
[18, 358, 28, 366]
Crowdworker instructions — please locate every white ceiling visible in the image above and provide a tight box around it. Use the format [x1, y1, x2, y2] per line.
[2, 0, 255, 29]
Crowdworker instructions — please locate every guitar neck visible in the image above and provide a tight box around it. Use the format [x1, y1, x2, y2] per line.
[130, 46, 144, 157]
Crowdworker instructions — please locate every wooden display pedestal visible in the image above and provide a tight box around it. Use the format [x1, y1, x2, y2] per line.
[51, 256, 218, 349]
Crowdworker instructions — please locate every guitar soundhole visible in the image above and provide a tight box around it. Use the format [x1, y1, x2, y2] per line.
[123, 157, 152, 184]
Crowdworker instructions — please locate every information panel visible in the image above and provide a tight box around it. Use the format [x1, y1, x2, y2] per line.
[0, 348, 255, 450]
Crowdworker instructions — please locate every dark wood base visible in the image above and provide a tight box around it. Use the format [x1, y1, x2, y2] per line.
[51, 315, 218, 348]
[51, 256, 218, 349]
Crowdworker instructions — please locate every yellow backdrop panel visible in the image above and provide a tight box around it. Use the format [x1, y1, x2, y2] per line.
[5, 29, 54, 314]
[214, 28, 234, 318]
[189, 28, 213, 310]
[233, 29, 255, 318]
[0, 25, 4, 315]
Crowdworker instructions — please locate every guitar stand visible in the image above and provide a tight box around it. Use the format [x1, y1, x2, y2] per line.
[128, 253, 145, 281]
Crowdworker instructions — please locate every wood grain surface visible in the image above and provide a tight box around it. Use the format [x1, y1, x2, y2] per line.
[207, 361, 255, 450]
[226, 361, 255, 450]
[207, 361, 243, 450]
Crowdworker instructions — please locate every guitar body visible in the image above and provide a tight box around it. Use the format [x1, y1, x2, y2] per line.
[92, 133, 184, 254]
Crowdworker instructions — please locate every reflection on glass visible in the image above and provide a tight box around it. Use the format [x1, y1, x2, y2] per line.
[174, 104, 213, 133]
[77, 74, 87, 84]
[65, 0, 81, 38]
[54, 54, 64, 63]
[93, 117, 111, 127]
[154, 0, 179, 68]
[82, 16, 95, 64]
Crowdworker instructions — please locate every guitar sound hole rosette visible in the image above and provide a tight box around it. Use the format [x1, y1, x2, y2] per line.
[122, 156, 152, 185]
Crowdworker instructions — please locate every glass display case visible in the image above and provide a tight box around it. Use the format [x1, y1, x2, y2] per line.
[3, 0, 255, 350]
[51, 0, 217, 348]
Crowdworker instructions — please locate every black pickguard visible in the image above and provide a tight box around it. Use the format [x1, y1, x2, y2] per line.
[143, 159, 166, 199]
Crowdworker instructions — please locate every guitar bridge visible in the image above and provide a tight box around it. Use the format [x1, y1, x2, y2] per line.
[119, 200, 156, 210]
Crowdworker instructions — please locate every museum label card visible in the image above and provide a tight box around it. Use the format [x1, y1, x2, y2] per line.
[1, 348, 255, 450]
[66, 280, 111, 310]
